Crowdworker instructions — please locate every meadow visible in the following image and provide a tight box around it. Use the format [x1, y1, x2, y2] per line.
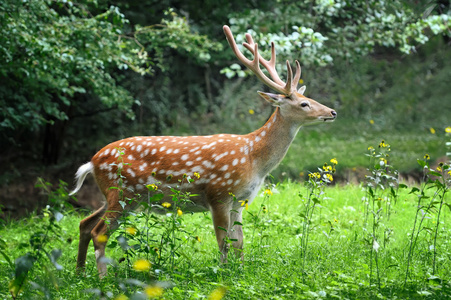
[1, 146, 450, 300]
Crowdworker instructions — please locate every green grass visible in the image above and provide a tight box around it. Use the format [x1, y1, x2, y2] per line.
[1, 177, 450, 299]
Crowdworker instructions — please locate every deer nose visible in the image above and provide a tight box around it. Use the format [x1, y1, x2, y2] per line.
[331, 110, 337, 118]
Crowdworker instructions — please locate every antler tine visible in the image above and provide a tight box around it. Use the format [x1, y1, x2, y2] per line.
[292, 60, 301, 91]
[243, 39, 286, 87]
[223, 25, 291, 95]
[284, 60, 293, 94]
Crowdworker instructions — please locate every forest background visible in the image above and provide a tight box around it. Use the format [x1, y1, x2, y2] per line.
[1, 0, 450, 217]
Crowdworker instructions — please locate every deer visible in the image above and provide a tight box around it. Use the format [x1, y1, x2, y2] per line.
[69, 25, 337, 277]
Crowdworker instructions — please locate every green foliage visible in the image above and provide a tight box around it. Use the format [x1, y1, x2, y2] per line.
[0, 0, 148, 130]
[226, 0, 450, 69]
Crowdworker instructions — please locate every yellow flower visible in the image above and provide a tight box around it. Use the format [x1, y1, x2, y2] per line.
[368, 146, 374, 151]
[248, 109, 255, 115]
[133, 259, 151, 272]
[369, 119, 375, 125]
[299, 78, 304, 84]
[334, 218, 338, 223]
[424, 154, 430, 160]
[146, 184, 158, 191]
[239, 199, 249, 210]
[125, 227, 137, 236]
[379, 140, 389, 148]
[161, 202, 171, 208]
[330, 158, 338, 165]
[208, 287, 227, 300]
[177, 208, 183, 216]
[195, 236, 201, 242]
[97, 234, 108, 243]
[194, 172, 200, 179]
[264, 188, 273, 196]
[262, 206, 267, 213]
[446, 126, 451, 133]
[437, 166, 442, 172]
[144, 285, 163, 298]
[114, 294, 129, 300]
[325, 173, 334, 182]
[323, 164, 333, 172]
[448, 170, 451, 176]
[430, 127, 436, 134]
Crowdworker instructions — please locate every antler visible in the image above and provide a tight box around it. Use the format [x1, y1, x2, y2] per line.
[223, 25, 301, 96]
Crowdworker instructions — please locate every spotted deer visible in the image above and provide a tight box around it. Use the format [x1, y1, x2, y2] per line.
[70, 25, 337, 276]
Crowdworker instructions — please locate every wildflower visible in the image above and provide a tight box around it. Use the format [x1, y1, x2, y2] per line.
[325, 173, 334, 182]
[369, 119, 375, 125]
[161, 202, 171, 208]
[248, 109, 255, 115]
[208, 286, 227, 300]
[144, 285, 163, 298]
[166, 174, 173, 181]
[424, 154, 430, 160]
[437, 166, 442, 172]
[151, 171, 157, 177]
[308, 172, 321, 179]
[125, 227, 137, 236]
[195, 236, 201, 242]
[133, 259, 151, 272]
[114, 294, 129, 300]
[368, 146, 374, 151]
[194, 172, 200, 179]
[430, 127, 436, 134]
[262, 206, 267, 213]
[334, 218, 338, 223]
[239, 199, 249, 210]
[380, 158, 387, 166]
[147, 183, 158, 191]
[446, 126, 451, 133]
[448, 170, 451, 176]
[264, 188, 273, 196]
[299, 78, 304, 84]
[97, 234, 108, 243]
[177, 208, 183, 216]
[330, 158, 338, 165]
[379, 140, 389, 148]
[323, 164, 333, 172]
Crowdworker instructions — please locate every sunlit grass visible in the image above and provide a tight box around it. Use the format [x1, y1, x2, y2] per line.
[1, 178, 450, 299]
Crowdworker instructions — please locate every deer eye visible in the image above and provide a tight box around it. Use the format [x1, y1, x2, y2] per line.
[300, 102, 309, 108]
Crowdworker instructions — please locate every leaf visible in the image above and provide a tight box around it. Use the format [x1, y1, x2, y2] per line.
[217, 226, 227, 232]
[409, 187, 420, 194]
[0, 250, 14, 269]
[428, 171, 442, 177]
[417, 159, 426, 168]
[233, 221, 243, 226]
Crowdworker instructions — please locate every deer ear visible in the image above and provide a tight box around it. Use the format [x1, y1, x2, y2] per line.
[298, 85, 306, 95]
[257, 91, 285, 106]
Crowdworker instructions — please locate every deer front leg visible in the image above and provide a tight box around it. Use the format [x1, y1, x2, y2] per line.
[211, 205, 231, 263]
[228, 207, 244, 260]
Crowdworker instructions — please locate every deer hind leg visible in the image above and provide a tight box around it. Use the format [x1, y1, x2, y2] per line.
[77, 202, 107, 271]
[90, 190, 127, 277]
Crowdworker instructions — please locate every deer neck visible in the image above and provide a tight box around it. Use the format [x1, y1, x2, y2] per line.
[247, 107, 301, 177]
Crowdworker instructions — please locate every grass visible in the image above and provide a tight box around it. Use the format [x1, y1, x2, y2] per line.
[1, 166, 450, 299]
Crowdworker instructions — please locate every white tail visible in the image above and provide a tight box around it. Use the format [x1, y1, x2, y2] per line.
[71, 25, 337, 277]
[69, 162, 93, 196]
